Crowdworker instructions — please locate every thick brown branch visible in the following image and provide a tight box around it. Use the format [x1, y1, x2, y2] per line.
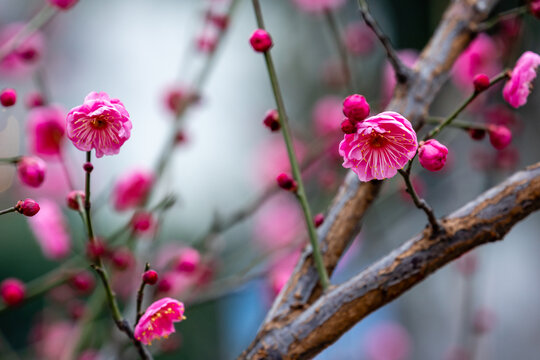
[243, 162, 540, 359]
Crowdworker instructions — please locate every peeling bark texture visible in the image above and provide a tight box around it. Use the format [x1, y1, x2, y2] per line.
[241, 0, 501, 358]
[248, 163, 540, 359]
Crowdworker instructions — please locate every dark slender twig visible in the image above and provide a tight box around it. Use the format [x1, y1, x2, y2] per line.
[474, 5, 528, 33]
[0, 207, 16, 216]
[357, 0, 410, 83]
[135, 263, 151, 325]
[398, 169, 440, 232]
[323, 8, 354, 93]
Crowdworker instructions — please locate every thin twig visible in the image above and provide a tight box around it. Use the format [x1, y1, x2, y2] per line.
[398, 169, 440, 232]
[357, 0, 410, 83]
[0, 207, 16, 216]
[474, 5, 528, 33]
[135, 263, 151, 325]
[251, 0, 331, 290]
[323, 8, 354, 93]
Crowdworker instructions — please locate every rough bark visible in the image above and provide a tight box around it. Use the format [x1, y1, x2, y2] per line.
[244, 162, 540, 359]
[241, 0, 501, 358]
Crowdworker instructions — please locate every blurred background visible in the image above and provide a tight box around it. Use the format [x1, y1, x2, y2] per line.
[0, 0, 540, 359]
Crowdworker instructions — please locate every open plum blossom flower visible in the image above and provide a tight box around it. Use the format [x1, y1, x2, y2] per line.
[134, 297, 186, 345]
[28, 199, 71, 259]
[66, 92, 131, 158]
[291, 0, 345, 14]
[339, 111, 417, 181]
[503, 51, 540, 108]
[27, 105, 66, 158]
[112, 169, 154, 211]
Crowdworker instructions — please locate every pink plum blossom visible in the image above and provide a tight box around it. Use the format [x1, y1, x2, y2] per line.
[112, 169, 154, 211]
[339, 111, 418, 181]
[452, 33, 501, 91]
[28, 199, 71, 259]
[291, 0, 345, 14]
[364, 322, 412, 360]
[134, 297, 186, 345]
[175, 247, 201, 273]
[0, 23, 44, 76]
[503, 51, 540, 108]
[312, 96, 343, 136]
[418, 139, 448, 172]
[27, 105, 66, 158]
[66, 92, 131, 158]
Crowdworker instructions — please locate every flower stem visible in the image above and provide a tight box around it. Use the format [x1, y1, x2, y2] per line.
[426, 117, 489, 131]
[251, 0, 330, 290]
[323, 8, 354, 93]
[0, 4, 57, 62]
[475, 6, 528, 33]
[398, 169, 441, 233]
[135, 263, 151, 325]
[0, 156, 21, 164]
[0, 207, 16, 216]
[424, 71, 509, 141]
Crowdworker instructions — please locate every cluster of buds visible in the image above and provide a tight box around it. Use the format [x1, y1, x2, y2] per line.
[340, 94, 370, 134]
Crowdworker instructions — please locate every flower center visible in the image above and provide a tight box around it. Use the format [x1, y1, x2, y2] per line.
[90, 116, 108, 129]
[369, 133, 386, 148]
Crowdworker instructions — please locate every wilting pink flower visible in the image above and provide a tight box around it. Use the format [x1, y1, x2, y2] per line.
[344, 22, 375, 56]
[17, 156, 46, 187]
[48, 0, 79, 10]
[0, 88, 17, 106]
[134, 297, 186, 345]
[452, 33, 501, 91]
[382, 50, 418, 106]
[0, 23, 44, 76]
[254, 194, 303, 252]
[0, 278, 25, 306]
[112, 169, 154, 211]
[312, 96, 343, 136]
[364, 322, 412, 360]
[339, 111, 418, 181]
[66, 92, 131, 158]
[291, 0, 345, 14]
[418, 139, 448, 172]
[488, 125, 512, 150]
[27, 105, 66, 158]
[15, 198, 40, 216]
[28, 199, 71, 259]
[503, 51, 540, 108]
[175, 248, 201, 273]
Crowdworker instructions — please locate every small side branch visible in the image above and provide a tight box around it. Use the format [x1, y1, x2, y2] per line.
[357, 0, 410, 83]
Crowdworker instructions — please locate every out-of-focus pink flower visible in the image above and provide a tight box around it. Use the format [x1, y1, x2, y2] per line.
[131, 211, 156, 234]
[175, 248, 201, 273]
[452, 33, 501, 91]
[473, 307, 497, 334]
[110, 248, 134, 270]
[488, 125, 512, 150]
[531, 1, 540, 18]
[339, 111, 417, 181]
[364, 322, 412, 360]
[312, 96, 343, 136]
[66, 92, 131, 158]
[206, 11, 229, 30]
[254, 137, 306, 186]
[196, 29, 218, 53]
[34, 321, 79, 360]
[344, 21, 376, 56]
[66, 190, 85, 210]
[0, 88, 17, 106]
[418, 139, 448, 172]
[25, 91, 44, 108]
[268, 250, 300, 296]
[27, 105, 66, 158]
[78, 350, 100, 360]
[134, 297, 186, 345]
[503, 51, 540, 108]
[291, 0, 345, 14]
[163, 85, 199, 115]
[112, 169, 154, 211]
[382, 50, 418, 106]
[28, 199, 70, 259]
[70, 271, 95, 293]
[0, 23, 44, 76]
[15, 198, 40, 216]
[17, 156, 46, 187]
[455, 252, 478, 277]
[254, 194, 303, 252]
[48, 0, 79, 10]
[494, 147, 519, 171]
[0, 278, 25, 306]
